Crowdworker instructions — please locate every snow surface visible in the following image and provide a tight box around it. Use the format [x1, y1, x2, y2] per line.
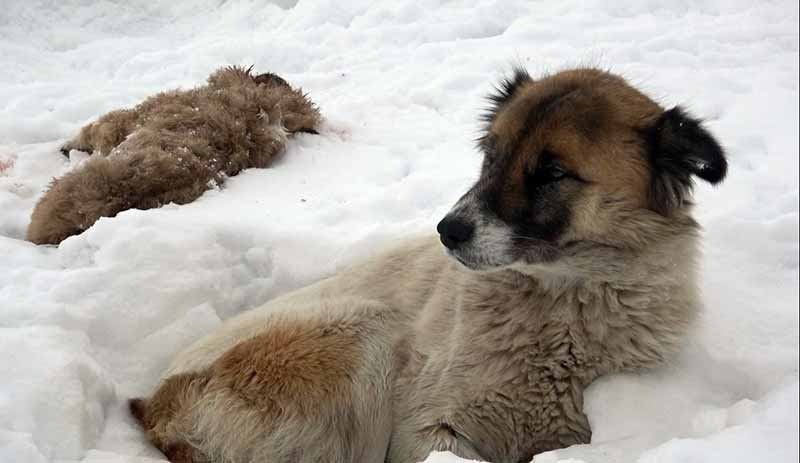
[0, 1, 798, 462]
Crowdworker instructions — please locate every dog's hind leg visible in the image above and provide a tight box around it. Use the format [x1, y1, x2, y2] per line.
[61, 109, 138, 157]
[250, 75, 322, 136]
[131, 301, 397, 463]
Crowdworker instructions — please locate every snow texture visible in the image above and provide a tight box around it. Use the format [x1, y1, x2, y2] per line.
[0, 1, 798, 462]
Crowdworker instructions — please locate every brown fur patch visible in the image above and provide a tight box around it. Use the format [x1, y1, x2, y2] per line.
[209, 319, 363, 418]
[162, 442, 196, 463]
[28, 66, 321, 245]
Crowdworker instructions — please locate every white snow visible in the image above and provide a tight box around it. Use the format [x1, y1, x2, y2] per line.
[0, 1, 798, 462]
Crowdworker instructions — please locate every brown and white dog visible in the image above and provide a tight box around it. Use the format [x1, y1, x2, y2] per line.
[130, 67, 727, 463]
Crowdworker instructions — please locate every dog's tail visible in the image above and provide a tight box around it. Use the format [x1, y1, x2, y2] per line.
[127, 374, 206, 463]
[129, 398, 149, 428]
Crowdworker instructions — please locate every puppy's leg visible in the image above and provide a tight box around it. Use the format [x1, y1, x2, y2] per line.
[132, 301, 397, 463]
[277, 89, 321, 135]
[250, 74, 321, 135]
[61, 109, 137, 157]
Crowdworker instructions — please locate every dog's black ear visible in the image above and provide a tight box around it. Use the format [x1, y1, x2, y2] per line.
[647, 106, 728, 214]
[481, 67, 533, 124]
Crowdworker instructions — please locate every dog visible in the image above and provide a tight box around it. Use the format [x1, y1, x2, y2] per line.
[27, 66, 321, 245]
[129, 67, 727, 462]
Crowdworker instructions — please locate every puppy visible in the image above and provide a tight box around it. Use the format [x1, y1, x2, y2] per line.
[27, 66, 320, 245]
[130, 68, 727, 462]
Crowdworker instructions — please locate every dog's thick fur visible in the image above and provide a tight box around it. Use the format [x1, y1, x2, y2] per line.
[130, 68, 727, 462]
[27, 66, 321, 245]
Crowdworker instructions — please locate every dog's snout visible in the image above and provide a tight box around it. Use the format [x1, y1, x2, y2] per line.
[437, 216, 475, 250]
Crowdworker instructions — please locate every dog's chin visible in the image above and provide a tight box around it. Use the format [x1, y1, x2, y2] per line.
[444, 243, 562, 273]
[518, 244, 562, 265]
[444, 248, 513, 272]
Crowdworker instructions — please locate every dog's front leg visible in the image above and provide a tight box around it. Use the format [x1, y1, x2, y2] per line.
[60, 108, 137, 157]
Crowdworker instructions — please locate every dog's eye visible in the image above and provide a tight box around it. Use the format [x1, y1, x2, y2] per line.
[529, 149, 574, 184]
[528, 161, 567, 185]
[543, 164, 566, 181]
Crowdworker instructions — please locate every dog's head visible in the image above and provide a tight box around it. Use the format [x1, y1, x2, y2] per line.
[437, 68, 727, 272]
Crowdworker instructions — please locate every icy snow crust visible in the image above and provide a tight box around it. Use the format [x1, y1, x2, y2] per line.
[0, 1, 797, 462]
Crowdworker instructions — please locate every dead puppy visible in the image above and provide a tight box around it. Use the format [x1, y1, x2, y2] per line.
[27, 66, 321, 245]
[131, 68, 727, 463]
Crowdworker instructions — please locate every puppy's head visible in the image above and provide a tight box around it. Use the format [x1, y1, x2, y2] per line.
[438, 68, 727, 272]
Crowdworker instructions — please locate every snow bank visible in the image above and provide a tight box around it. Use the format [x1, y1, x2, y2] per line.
[0, 0, 797, 462]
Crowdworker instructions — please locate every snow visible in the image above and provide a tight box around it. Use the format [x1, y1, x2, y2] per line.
[0, 0, 797, 462]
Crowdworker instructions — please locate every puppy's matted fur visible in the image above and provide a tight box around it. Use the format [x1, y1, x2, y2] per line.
[27, 66, 320, 245]
[130, 68, 727, 462]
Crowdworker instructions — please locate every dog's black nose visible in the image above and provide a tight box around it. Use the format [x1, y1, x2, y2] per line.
[437, 216, 474, 250]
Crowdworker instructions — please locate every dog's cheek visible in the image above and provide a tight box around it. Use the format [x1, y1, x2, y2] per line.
[559, 186, 615, 244]
[512, 184, 574, 244]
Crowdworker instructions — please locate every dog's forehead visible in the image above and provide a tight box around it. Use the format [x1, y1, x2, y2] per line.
[490, 70, 661, 151]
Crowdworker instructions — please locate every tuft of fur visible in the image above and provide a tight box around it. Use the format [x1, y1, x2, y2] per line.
[482, 66, 532, 119]
[28, 66, 321, 245]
